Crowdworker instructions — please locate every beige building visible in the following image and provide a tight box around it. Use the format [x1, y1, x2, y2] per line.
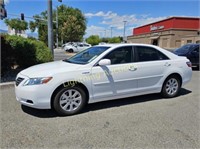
[128, 17, 200, 49]
[8, 26, 27, 38]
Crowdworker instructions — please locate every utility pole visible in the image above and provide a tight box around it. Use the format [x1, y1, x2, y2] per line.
[110, 27, 113, 38]
[104, 29, 106, 38]
[47, 0, 54, 58]
[123, 20, 127, 42]
[56, 7, 58, 48]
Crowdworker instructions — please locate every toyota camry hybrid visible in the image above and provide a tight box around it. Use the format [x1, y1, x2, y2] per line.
[15, 44, 192, 116]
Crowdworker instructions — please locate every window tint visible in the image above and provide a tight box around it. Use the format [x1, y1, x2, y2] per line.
[192, 46, 199, 53]
[175, 44, 196, 54]
[135, 46, 169, 62]
[78, 44, 83, 47]
[84, 44, 90, 47]
[65, 46, 110, 64]
[104, 46, 133, 64]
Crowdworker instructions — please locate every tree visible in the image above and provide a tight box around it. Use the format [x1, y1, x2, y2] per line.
[108, 37, 122, 43]
[59, 6, 86, 43]
[29, 12, 48, 45]
[4, 18, 28, 35]
[30, 5, 87, 46]
[101, 37, 109, 43]
[86, 35, 101, 45]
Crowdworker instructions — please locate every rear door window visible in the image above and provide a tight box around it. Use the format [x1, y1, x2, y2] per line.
[134, 46, 169, 62]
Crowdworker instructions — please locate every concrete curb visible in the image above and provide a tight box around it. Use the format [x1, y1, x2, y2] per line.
[0, 81, 15, 86]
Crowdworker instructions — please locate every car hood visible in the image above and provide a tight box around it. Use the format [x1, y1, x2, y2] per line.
[20, 60, 81, 78]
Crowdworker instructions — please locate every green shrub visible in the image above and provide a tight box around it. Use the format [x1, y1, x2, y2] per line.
[5, 35, 37, 67]
[86, 35, 101, 46]
[1, 35, 53, 76]
[32, 40, 53, 63]
[1, 35, 15, 76]
[108, 37, 122, 43]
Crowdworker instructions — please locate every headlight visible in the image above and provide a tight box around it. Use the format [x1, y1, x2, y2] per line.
[23, 77, 52, 86]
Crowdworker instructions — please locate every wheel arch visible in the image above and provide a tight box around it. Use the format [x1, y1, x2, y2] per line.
[162, 73, 183, 89]
[69, 48, 74, 52]
[50, 81, 89, 109]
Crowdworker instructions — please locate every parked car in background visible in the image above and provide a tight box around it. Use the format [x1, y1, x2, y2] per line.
[173, 44, 199, 68]
[64, 42, 91, 53]
[62, 42, 75, 49]
[15, 44, 192, 116]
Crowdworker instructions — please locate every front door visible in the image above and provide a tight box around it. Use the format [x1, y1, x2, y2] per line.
[91, 46, 138, 101]
[152, 39, 158, 46]
[188, 45, 199, 66]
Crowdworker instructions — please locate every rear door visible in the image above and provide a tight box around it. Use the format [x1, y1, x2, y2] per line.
[134, 46, 170, 92]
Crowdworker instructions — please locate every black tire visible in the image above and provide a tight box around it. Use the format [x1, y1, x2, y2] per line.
[197, 65, 199, 70]
[53, 86, 87, 116]
[68, 49, 73, 53]
[161, 75, 181, 98]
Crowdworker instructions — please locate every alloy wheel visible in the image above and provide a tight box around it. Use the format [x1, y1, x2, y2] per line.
[59, 89, 82, 112]
[165, 78, 179, 95]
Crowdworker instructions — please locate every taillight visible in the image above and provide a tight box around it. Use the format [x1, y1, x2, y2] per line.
[186, 62, 192, 67]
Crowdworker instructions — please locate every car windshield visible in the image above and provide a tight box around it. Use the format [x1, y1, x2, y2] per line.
[63, 46, 110, 64]
[175, 44, 195, 54]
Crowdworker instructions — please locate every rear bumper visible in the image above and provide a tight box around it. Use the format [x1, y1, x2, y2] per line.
[182, 68, 192, 86]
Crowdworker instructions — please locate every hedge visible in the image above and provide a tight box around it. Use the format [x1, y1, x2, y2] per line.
[1, 35, 53, 76]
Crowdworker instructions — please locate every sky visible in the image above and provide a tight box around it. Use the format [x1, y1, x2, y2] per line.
[0, 0, 199, 38]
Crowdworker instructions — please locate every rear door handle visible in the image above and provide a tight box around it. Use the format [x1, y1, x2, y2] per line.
[129, 65, 137, 71]
[164, 62, 171, 67]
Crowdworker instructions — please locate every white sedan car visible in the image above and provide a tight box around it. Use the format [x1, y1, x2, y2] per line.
[64, 43, 91, 53]
[15, 44, 192, 116]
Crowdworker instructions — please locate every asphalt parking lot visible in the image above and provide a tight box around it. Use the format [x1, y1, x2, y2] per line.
[1, 69, 199, 149]
[54, 48, 74, 61]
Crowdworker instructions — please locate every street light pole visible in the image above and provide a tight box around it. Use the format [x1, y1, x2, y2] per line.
[47, 0, 54, 58]
[123, 20, 127, 42]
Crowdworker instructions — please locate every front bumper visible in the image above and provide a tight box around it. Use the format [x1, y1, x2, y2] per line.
[15, 73, 52, 109]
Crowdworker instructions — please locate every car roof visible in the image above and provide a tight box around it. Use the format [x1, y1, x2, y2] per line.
[94, 43, 162, 48]
[184, 43, 200, 46]
[94, 43, 179, 60]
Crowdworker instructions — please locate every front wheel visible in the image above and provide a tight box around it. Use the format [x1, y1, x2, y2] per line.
[53, 86, 87, 116]
[161, 75, 181, 98]
[68, 49, 74, 53]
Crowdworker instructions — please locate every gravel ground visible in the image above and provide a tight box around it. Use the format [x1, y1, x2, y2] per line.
[0, 71, 199, 149]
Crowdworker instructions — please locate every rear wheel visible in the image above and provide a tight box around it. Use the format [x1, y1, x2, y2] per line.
[53, 86, 87, 116]
[161, 75, 181, 98]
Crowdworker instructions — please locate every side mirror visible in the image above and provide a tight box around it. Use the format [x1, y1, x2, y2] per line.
[98, 59, 111, 66]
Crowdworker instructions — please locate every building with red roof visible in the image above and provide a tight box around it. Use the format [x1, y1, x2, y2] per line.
[127, 16, 200, 49]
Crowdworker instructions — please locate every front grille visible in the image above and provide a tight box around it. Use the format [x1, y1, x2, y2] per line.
[16, 77, 24, 86]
